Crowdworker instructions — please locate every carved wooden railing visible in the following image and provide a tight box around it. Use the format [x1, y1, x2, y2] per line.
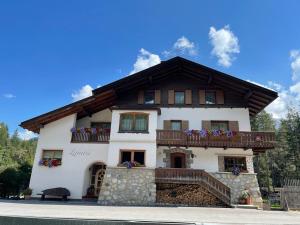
[156, 130, 275, 150]
[155, 168, 231, 206]
[71, 131, 110, 143]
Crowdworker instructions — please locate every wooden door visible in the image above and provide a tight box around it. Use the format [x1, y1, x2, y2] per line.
[94, 165, 106, 196]
[170, 153, 186, 168]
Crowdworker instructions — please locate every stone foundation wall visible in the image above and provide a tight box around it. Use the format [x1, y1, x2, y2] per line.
[98, 167, 156, 206]
[211, 172, 263, 208]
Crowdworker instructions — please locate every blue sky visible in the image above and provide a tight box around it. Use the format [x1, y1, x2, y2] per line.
[1, 0, 300, 139]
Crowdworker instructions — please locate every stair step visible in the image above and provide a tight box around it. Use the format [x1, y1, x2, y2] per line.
[233, 204, 259, 209]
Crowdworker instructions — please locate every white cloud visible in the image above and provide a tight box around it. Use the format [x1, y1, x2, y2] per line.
[162, 36, 198, 58]
[18, 129, 37, 140]
[290, 49, 300, 81]
[71, 84, 93, 101]
[3, 93, 16, 98]
[209, 25, 240, 67]
[130, 48, 161, 75]
[290, 82, 300, 100]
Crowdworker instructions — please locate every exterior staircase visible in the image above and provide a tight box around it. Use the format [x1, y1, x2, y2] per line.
[155, 168, 231, 206]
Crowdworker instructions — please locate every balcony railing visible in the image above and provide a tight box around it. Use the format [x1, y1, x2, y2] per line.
[156, 129, 275, 150]
[71, 130, 110, 143]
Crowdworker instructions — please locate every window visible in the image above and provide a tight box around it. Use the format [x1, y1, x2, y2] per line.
[175, 91, 185, 104]
[144, 90, 155, 104]
[120, 150, 145, 166]
[119, 113, 148, 132]
[171, 120, 182, 131]
[42, 150, 63, 165]
[211, 121, 229, 131]
[224, 157, 247, 172]
[205, 91, 216, 104]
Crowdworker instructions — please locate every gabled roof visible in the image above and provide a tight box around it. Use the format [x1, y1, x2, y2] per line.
[20, 56, 278, 133]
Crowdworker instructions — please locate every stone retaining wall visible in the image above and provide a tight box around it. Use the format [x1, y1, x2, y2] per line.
[211, 172, 263, 208]
[98, 167, 156, 206]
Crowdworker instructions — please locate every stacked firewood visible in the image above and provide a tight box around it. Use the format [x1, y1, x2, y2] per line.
[156, 183, 225, 207]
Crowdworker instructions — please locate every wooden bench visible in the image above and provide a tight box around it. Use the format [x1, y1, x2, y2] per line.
[40, 187, 70, 201]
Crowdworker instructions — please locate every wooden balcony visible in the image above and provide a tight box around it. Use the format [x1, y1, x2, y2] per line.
[71, 131, 110, 143]
[155, 168, 231, 206]
[156, 130, 275, 152]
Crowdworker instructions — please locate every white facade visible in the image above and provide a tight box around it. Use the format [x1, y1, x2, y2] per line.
[30, 107, 254, 199]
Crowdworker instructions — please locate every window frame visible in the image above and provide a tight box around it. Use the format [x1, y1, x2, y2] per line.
[144, 90, 155, 104]
[171, 120, 182, 131]
[205, 90, 216, 104]
[41, 149, 63, 165]
[174, 91, 185, 105]
[224, 156, 247, 173]
[119, 150, 146, 166]
[211, 121, 229, 131]
[119, 112, 149, 133]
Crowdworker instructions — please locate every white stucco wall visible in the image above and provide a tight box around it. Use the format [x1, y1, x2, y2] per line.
[158, 108, 251, 131]
[30, 114, 109, 199]
[107, 109, 158, 168]
[157, 146, 254, 173]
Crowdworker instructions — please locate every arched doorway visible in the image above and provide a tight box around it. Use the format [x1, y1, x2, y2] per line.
[170, 152, 186, 168]
[88, 163, 106, 197]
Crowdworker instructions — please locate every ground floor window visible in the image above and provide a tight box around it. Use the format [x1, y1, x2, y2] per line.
[119, 150, 145, 166]
[40, 150, 63, 167]
[224, 156, 247, 172]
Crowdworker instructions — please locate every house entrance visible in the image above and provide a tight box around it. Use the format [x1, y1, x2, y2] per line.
[170, 153, 186, 168]
[89, 163, 106, 197]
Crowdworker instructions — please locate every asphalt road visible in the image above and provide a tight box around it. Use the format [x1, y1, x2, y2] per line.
[0, 200, 299, 225]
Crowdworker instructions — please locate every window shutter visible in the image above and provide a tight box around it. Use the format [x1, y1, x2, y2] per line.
[185, 90, 192, 104]
[218, 156, 225, 172]
[138, 90, 144, 104]
[163, 120, 171, 130]
[229, 121, 239, 131]
[202, 120, 211, 130]
[199, 90, 205, 104]
[154, 90, 161, 104]
[168, 90, 174, 105]
[216, 90, 224, 104]
[182, 120, 189, 130]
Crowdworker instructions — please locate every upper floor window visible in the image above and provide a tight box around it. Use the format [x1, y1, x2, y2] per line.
[211, 121, 229, 131]
[171, 120, 182, 131]
[175, 91, 185, 104]
[119, 113, 149, 133]
[205, 91, 216, 104]
[91, 122, 111, 130]
[224, 157, 247, 173]
[144, 90, 155, 104]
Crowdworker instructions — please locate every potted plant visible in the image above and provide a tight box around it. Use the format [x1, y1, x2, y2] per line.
[239, 189, 252, 205]
[22, 188, 32, 200]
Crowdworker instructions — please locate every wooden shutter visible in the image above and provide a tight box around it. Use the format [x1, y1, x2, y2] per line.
[154, 90, 161, 104]
[216, 90, 224, 104]
[218, 156, 225, 172]
[199, 90, 205, 104]
[138, 90, 144, 104]
[229, 121, 239, 131]
[168, 90, 174, 105]
[185, 90, 192, 104]
[202, 120, 211, 130]
[163, 120, 171, 130]
[182, 120, 189, 130]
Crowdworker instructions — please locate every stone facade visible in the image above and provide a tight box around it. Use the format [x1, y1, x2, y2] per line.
[211, 172, 263, 208]
[98, 167, 156, 206]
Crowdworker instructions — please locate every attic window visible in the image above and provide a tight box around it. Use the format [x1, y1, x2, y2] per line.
[144, 90, 155, 104]
[175, 91, 185, 104]
[205, 91, 216, 104]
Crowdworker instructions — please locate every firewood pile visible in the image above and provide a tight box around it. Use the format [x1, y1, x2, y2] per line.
[156, 183, 226, 207]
